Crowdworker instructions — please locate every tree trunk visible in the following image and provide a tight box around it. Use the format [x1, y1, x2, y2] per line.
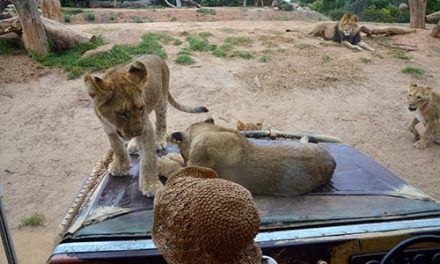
[11, 0, 49, 55]
[38, 0, 62, 22]
[408, 0, 427, 29]
[1, 16, 96, 49]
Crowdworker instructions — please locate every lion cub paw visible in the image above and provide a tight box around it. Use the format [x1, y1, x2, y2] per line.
[109, 160, 131, 176]
[155, 141, 167, 151]
[127, 140, 139, 154]
[140, 179, 163, 197]
[413, 140, 427, 150]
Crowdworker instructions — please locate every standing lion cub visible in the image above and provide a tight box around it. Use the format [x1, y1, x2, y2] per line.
[407, 84, 440, 149]
[172, 119, 336, 196]
[84, 55, 208, 197]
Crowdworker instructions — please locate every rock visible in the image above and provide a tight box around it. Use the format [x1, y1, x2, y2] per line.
[291, 2, 299, 9]
[273, 6, 279, 10]
[399, 3, 408, 10]
[296, 6, 304, 11]
[81, 43, 115, 59]
[304, 6, 311, 11]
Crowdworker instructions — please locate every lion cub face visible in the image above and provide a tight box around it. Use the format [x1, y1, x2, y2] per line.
[84, 62, 148, 140]
[407, 84, 432, 112]
[338, 14, 359, 37]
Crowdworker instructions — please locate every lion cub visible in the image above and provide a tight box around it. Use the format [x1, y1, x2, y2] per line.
[310, 14, 374, 51]
[236, 120, 263, 131]
[84, 55, 208, 197]
[171, 119, 336, 196]
[407, 84, 440, 149]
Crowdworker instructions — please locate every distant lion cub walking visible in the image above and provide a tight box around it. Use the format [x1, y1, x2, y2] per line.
[84, 55, 208, 197]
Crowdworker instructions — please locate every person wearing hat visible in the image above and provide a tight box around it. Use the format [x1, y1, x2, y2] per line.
[152, 166, 277, 264]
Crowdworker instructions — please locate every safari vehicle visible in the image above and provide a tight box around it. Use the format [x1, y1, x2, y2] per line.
[47, 131, 440, 264]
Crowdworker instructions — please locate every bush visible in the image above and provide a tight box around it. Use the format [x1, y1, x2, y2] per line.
[175, 55, 195, 65]
[64, 14, 71, 22]
[131, 15, 144, 23]
[83, 11, 95, 21]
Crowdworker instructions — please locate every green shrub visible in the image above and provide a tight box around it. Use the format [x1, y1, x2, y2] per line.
[392, 50, 411, 61]
[360, 57, 371, 64]
[19, 212, 45, 228]
[83, 11, 96, 21]
[402, 67, 425, 77]
[258, 55, 271, 63]
[321, 54, 331, 62]
[230, 50, 253, 60]
[224, 36, 253, 46]
[212, 49, 226, 57]
[173, 39, 183, 45]
[175, 55, 195, 65]
[32, 33, 168, 79]
[277, 1, 293, 11]
[178, 48, 191, 56]
[61, 8, 84, 16]
[64, 14, 71, 22]
[187, 35, 210, 51]
[196, 8, 216, 15]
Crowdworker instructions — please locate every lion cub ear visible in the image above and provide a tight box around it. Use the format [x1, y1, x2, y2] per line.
[128, 61, 148, 82]
[84, 74, 107, 98]
[171, 132, 183, 143]
[409, 83, 418, 91]
[204, 118, 215, 124]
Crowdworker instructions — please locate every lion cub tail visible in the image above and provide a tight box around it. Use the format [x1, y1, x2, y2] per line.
[168, 92, 209, 113]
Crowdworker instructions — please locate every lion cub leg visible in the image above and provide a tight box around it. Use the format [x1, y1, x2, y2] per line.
[414, 121, 440, 149]
[408, 118, 421, 142]
[108, 133, 131, 176]
[341, 40, 362, 51]
[137, 119, 162, 197]
[154, 101, 168, 150]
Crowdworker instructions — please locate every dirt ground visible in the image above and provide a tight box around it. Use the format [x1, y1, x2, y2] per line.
[1, 8, 440, 264]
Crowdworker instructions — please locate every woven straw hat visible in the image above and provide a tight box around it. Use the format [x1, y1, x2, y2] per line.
[152, 166, 262, 264]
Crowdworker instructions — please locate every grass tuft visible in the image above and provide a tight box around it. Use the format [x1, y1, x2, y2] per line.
[360, 57, 371, 64]
[258, 55, 271, 63]
[187, 35, 210, 51]
[64, 14, 71, 22]
[19, 212, 45, 228]
[224, 36, 253, 46]
[295, 43, 313, 49]
[321, 55, 331, 62]
[196, 8, 216, 15]
[61, 8, 83, 16]
[230, 50, 253, 60]
[392, 50, 411, 61]
[32, 33, 168, 79]
[175, 55, 195, 65]
[131, 15, 144, 23]
[83, 11, 96, 22]
[0, 38, 23, 55]
[212, 49, 226, 57]
[402, 67, 424, 77]
[198, 31, 213, 38]
[173, 39, 183, 46]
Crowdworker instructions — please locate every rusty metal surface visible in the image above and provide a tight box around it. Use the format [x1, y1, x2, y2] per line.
[64, 140, 440, 241]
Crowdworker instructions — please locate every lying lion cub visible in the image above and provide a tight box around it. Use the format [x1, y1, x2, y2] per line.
[171, 119, 336, 196]
[84, 55, 208, 197]
[407, 84, 440, 149]
[310, 14, 374, 51]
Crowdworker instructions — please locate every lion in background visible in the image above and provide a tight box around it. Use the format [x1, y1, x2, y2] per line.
[310, 14, 374, 51]
[171, 119, 336, 196]
[84, 55, 208, 197]
[407, 84, 440, 149]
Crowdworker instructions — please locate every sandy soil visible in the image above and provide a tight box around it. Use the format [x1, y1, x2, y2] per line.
[0, 13, 440, 264]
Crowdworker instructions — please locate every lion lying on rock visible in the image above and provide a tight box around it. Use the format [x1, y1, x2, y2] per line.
[170, 119, 336, 196]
